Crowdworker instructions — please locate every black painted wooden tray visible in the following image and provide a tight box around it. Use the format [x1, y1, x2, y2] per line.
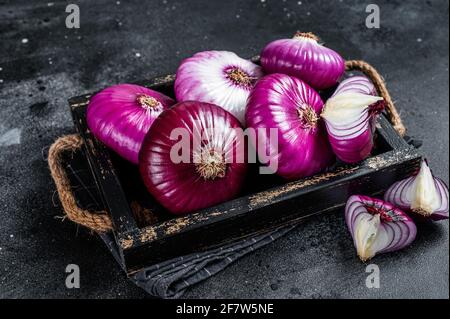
[68, 69, 422, 275]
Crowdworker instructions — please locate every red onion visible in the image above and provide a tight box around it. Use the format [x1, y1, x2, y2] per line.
[139, 101, 248, 215]
[384, 160, 449, 221]
[245, 73, 335, 180]
[87, 84, 175, 164]
[321, 76, 385, 163]
[345, 195, 417, 261]
[174, 51, 263, 125]
[260, 32, 345, 90]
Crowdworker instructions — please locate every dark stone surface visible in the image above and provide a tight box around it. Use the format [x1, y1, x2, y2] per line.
[0, 0, 448, 299]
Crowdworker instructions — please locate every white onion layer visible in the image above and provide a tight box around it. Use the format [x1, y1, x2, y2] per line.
[384, 160, 449, 220]
[345, 195, 417, 261]
[322, 92, 383, 140]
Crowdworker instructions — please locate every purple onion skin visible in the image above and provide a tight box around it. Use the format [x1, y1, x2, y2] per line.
[332, 76, 377, 97]
[87, 84, 175, 164]
[345, 195, 417, 260]
[139, 101, 248, 215]
[174, 50, 263, 125]
[260, 35, 345, 90]
[323, 76, 381, 164]
[246, 73, 335, 180]
[326, 129, 374, 164]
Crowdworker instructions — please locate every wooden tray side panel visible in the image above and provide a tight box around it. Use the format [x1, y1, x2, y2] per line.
[71, 105, 137, 235]
[121, 149, 421, 272]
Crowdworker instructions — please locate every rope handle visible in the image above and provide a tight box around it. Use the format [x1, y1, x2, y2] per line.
[48, 134, 158, 232]
[49, 60, 405, 233]
[48, 134, 113, 232]
[345, 60, 406, 136]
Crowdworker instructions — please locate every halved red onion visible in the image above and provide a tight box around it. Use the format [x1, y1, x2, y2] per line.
[87, 84, 175, 164]
[260, 32, 345, 90]
[384, 160, 449, 221]
[174, 51, 263, 125]
[345, 195, 417, 261]
[321, 76, 385, 163]
[245, 73, 335, 180]
[139, 101, 248, 215]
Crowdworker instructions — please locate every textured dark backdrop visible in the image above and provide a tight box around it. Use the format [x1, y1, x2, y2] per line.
[0, 0, 448, 298]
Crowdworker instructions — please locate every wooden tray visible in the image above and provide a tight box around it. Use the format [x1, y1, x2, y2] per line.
[68, 67, 422, 275]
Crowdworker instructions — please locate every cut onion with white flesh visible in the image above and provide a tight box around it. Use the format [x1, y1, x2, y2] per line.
[321, 76, 385, 164]
[345, 195, 417, 261]
[384, 160, 449, 221]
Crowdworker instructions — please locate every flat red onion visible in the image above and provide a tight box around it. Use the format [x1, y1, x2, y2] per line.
[260, 32, 345, 90]
[321, 76, 385, 163]
[139, 101, 248, 215]
[245, 73, 335, 180]
[345, 195, 417, 261]
[174, 51, 263, 125]
[384, 160, 449, 221]
[87, 84, 175, 164]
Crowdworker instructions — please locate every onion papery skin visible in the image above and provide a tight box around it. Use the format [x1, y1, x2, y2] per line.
[174, 51, 263, 125]
[260, 32, 345, 90]
[384, 160, 449, 221]
[139, 101, 248, 215]
[87, 84, 175, 164]
[345, 195, 417, 261]
[245, 73, 335, 180]
[321, 76, 384, 164]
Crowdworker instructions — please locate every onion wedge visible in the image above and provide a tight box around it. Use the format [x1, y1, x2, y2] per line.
[321, 76, 384, 163]
[384, 160, 449, 221]
[345, 195, 417, 261]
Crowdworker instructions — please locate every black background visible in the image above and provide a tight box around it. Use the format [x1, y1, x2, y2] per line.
[0, 0, 448, 298]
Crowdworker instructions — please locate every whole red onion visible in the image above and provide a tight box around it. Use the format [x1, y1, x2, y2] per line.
[345, 195, 417, 261]
[321, 76, 385, 163]
[87, 84, 175, 164]
[139, 101, 248, 215]
[174, 50, 263, 125]
[260, 32, 345, 90]
[245, 73, 335, 180]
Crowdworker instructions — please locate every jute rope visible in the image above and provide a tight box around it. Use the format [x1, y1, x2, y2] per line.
[48, 134, 113, 232]
[48, 134, 158, 232]
[346, 60, 406, 137]
[48, 60, 406, 232]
